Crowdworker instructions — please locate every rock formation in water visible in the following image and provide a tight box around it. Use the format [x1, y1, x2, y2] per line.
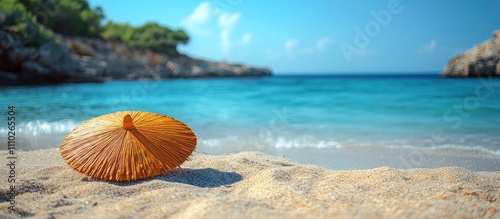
[442, 30, 500, 77]
[0, 29, 272, 86]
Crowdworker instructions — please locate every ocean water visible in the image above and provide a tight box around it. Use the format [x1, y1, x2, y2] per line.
[1, 74, 500, 162]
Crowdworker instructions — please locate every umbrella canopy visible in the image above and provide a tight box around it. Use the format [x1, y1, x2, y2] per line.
[60, 111, 197, 181]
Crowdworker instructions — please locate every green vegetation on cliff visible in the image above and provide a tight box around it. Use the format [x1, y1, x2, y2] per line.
[102, 21, 189, 57]
[0, 0, 189, 55]
[0, 0, 55, 45]
[18, 0, 104, 37]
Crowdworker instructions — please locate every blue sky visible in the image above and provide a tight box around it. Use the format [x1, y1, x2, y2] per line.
[87, 0, 500, 74]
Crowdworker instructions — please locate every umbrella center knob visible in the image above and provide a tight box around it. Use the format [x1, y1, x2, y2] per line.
[123, 114, 134, 129]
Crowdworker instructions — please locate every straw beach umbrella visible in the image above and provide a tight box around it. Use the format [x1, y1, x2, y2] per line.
[60, 111, 197, 181]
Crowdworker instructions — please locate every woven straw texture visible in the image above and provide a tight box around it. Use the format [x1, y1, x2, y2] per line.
[60, 111, 197, 181]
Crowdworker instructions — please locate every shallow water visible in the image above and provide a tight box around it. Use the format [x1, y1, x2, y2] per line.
[1, 74, 500, 158]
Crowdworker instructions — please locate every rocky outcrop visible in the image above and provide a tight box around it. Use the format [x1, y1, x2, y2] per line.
[61, 35, 272, 80]
[442, 30, 500, 77]
[0, 29, 107, 85]
[0, 29, 272, 86]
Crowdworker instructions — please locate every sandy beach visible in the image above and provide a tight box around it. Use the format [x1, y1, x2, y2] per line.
[1, 148, 499, 219]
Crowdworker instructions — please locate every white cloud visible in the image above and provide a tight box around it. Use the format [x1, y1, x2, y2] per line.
[218, 12, 241, 54]
[218, 12, 240, 29]
[316, 38, 332, 51]
[285, 39, 300, 55]
[220, 31, 231, 54]
[418, 39, 437, 54]
[181, 2, 249, 55]
[241, 32, 253, 44]
[181, 2, 216, 34]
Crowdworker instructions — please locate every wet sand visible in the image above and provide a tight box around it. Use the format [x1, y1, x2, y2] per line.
[1, 148, 499, 218]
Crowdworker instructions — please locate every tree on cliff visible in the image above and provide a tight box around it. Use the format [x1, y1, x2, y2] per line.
[0, 0, 55, 45]
[18, 0, 104, 37]
[1, 0, 188, 56]
[1, 0, 104, 44]
[102, 21, 189, 57]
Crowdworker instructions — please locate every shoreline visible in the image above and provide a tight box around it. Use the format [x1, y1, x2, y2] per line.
[1, 148, 499, 218]
[6, 144, 500, 171]
[196, 146, 500, 172]
[266, 147, 500, 171]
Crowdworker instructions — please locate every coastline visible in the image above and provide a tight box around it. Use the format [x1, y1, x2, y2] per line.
[264, 147, 500, 171]
[1, 148, 498, 218]
[0, 29, 272, 86]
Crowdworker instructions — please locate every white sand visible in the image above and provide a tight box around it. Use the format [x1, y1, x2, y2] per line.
[1, 148, 499, 219]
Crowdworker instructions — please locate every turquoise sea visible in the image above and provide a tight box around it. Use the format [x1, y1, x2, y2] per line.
[1, 74, 500, 169]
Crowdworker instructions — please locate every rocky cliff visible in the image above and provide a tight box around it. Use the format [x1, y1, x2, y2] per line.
[442, 30, 500, 77]
[0, 29, 272, 86]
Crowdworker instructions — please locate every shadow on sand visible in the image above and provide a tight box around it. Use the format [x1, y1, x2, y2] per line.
[91, 168, 243, 188]
[159, 168, 243, 188]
